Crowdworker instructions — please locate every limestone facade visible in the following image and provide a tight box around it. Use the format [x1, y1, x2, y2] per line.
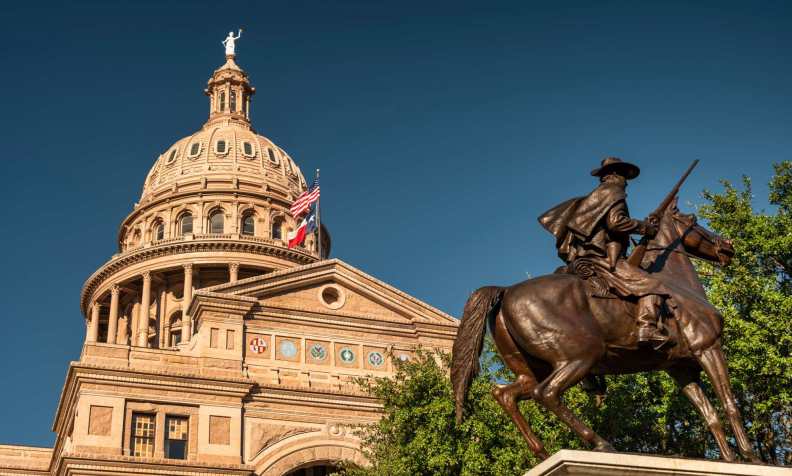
[0, 50, 457, 476]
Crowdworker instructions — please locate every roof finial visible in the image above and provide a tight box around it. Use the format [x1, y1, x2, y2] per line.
[222, 28, 243, 57]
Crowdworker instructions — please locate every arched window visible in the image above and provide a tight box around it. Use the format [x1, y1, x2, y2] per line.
[271, 217, 283, 240]
[216, 140, 226, 154]
[209, 210, 224, 234]
[244, 96, 249, 117]
[242, 141, 254, 157]
[267, 148, 278, 164]
[219, 91, 225, 111]
[153, 221, 164, 241]
[166, 149, 177, 163]
[169, 311, 183, 347]
[241, 213, 255, 236]
[179, 213, 193, 236]
[230, 91, 237, 112]
[188, 143, 200, 157]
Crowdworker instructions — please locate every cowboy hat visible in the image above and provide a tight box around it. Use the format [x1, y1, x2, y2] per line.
[590, 157, 640, 180]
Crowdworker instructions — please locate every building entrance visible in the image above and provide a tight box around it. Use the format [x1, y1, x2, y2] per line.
[285, 463, 340, 476]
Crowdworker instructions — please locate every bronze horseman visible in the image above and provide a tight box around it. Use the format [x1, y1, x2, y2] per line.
[538, 157, 673, 346]
[451, 157, 759, 463]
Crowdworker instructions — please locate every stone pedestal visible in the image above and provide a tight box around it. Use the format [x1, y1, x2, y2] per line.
[525, 450, 790, 476]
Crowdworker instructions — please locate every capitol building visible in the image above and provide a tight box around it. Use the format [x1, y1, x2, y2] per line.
[0, 44, 457, 476]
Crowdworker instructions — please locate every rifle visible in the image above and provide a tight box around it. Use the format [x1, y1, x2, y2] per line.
[626, 159, 699, 267]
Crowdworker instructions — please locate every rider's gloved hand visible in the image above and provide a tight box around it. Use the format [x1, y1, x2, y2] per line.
[637, 219, 658, 238]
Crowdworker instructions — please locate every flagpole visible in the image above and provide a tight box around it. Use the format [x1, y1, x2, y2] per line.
[315, 169, 322, 259]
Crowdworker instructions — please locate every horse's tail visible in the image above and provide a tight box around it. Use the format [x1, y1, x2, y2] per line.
[451, 285, 505, 424]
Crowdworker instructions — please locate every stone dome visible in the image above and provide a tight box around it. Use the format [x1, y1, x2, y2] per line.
[140, 123, 307, 202]
[139, 56, 307, 203]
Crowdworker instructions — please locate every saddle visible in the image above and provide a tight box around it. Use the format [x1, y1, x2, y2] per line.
[554, 258, 615, 299]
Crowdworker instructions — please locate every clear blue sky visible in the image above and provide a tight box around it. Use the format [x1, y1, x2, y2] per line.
[0, 1, 788, 447]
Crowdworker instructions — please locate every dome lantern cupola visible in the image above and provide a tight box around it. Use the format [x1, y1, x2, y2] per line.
[204, 53, 255, 128]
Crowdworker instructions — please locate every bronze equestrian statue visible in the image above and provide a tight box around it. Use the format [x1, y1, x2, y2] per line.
[451, 157, 759, 463]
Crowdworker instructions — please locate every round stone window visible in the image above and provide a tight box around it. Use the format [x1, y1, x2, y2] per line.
[318, 284, 346, 309]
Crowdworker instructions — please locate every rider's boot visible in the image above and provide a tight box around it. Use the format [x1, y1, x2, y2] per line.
[636, 295, 672, 348]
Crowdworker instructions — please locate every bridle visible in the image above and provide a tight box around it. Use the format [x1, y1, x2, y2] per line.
[646, 211, 731, 265]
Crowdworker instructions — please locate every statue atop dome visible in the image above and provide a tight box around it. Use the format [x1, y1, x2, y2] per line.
[222, 29, 243, 56]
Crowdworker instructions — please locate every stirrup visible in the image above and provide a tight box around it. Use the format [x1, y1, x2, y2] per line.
[637, 326, 673, 349]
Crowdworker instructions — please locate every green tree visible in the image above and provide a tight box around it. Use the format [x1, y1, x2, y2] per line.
[342, 162, 791, 474]
[696, 161, 792, 464]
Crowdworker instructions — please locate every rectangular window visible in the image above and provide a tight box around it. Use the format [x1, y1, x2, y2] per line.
[210, 328, 219, 348]
[131, 413, 155, 457]
[165, 416, 188, 460]
[226, 329, 235, 350]
[243, 142, 253, 156]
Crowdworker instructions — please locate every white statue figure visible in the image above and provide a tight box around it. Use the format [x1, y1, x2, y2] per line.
[222, 29, 243, 56]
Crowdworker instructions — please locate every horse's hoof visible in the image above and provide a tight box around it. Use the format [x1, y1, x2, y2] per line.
[593, 442, 616, 453]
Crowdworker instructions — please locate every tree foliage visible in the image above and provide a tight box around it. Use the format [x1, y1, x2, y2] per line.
[696, 161, 792, 465]
[341, 162, 791, 474]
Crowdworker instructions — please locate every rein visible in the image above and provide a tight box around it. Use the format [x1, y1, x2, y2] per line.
[647, 212, 728, 263]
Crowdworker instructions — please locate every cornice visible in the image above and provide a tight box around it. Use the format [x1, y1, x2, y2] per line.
[188, 291, 258, 318]
[54, 453, 253, 476]
[249, 384, 381, 406]
[80, 237, 317, 315]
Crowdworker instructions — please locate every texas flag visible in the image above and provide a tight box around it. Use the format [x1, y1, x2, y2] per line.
[287, 204, 317, 248]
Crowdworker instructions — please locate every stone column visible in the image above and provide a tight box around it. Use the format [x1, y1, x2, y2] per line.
[87, 303, 100, 343]
[137, 272, 151, 347]
[229, 262, 239, 283]
[158, 285, 168, 348]
[107, 285, 120, 344]
[181, 264, 193, 340]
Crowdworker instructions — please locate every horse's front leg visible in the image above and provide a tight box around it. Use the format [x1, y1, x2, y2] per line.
[697, 343, 760, 463]
[666, 365, 735, 461]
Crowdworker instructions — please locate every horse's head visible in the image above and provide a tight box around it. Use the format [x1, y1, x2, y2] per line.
[659, 199, 735, 266]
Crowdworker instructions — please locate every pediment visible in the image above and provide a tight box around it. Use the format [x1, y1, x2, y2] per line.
[203, 259, 457, 327]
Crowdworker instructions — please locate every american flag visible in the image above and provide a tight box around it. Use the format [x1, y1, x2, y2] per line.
[290, 176, 320, 217]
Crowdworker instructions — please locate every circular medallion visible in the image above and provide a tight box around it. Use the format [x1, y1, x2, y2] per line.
[279, 340, 297, 358]
[249, 337, 268, 354]
[398, 353, 410, 362]
[368, 351, 385, 368]
[339, 347, 355, 363]
[309, 343, 327, 361]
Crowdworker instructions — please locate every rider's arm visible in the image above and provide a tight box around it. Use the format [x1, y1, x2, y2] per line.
[606, 201, 650, 235]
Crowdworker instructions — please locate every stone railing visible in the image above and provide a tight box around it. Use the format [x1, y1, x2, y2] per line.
[113, 233, 318, 260]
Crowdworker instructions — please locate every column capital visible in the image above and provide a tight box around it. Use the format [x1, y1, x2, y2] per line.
[111, 284, 120, 296]
[229, 262, 240, 272]
[183, 263, 193, 273]
[142, 271, 151, 282]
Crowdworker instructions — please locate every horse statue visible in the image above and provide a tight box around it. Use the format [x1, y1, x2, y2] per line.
[451, 199, 760, 463]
